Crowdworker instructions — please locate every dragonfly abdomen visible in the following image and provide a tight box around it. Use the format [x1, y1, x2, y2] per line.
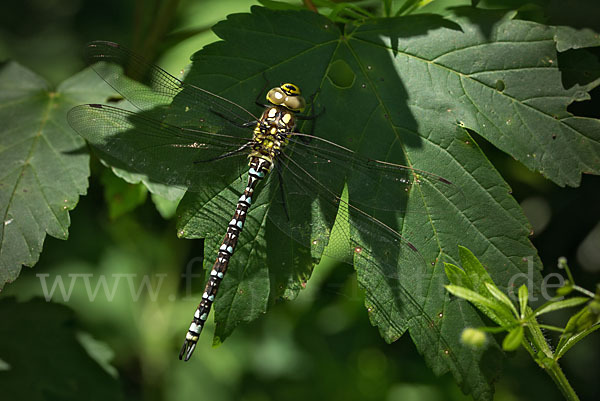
[179, 156, 272, 361]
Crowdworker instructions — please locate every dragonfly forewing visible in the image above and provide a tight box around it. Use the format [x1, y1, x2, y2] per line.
[67, 104, 251, 191]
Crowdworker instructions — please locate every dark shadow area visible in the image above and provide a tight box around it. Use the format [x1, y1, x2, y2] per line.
[366, 13, 462, 58]
[0, 298, 126, 401]
[446, 6, 512, 39]
[559, 48, 600, 90]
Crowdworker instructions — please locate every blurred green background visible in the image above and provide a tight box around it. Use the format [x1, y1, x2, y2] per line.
[1, 1, 599, 400]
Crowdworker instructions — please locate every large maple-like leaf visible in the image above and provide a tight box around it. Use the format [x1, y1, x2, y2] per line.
[174, 8, 598, 399]
[0, 63, 116, 288]
[13, 6, 599, 400]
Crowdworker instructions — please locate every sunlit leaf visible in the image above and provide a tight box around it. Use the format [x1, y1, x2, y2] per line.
[0, 63, 115, 289]
[62, 6, 600, 399]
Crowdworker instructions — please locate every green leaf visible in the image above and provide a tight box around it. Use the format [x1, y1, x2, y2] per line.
[566, 300, 600, 332]
[0, 63, 115, 289]
[556, 300, 600, 358]
[502, 326, 523, 351]
[485, 282, 519, 318]
[457, 246, 495, 295]
[258, 0, 304, 11]
[151, 193, 181, 219]
[196, 11, 591, 397]
[109, 164, 186, 202]
[554, 25, 600, 52]
[444, 262, 469, 287]
[555, 322, 600, 360]
[76, 332, 119, 379]
[518, 284, 528, 318]
[534, 296, 590, 317]
[446, 285, 504, 312]
[454, 247, 522, 322]
[100, 169, 148, 219]
[446, 284, 515, 326]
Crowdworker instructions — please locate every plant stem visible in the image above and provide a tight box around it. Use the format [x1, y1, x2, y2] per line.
[525, 320, 579, 401]
[545, 361, 580, 401]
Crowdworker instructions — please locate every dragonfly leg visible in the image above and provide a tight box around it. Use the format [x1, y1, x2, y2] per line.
[254, 72, 272, 108]
[296, 90, 324, 121]
[294, 89, 323, 145]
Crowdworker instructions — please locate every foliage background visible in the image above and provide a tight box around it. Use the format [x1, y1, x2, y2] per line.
[0, 0, 599, 400]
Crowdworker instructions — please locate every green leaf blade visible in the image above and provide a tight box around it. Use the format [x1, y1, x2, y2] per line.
[534, 296, 590, 317]
[0, 64, 115, 288]
[502, 326, 524, 351]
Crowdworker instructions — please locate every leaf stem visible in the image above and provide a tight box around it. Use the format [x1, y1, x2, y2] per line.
[572, 285, 595, 298]
[556, 257, 593, 297]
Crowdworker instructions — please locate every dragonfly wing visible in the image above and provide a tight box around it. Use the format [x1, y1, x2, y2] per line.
[268, 150, 451, 351]
[271, 149, 422, 260]
[68, 104, 250, 192]
[286, 134, 462, 214]
[84, 41, 259, 134]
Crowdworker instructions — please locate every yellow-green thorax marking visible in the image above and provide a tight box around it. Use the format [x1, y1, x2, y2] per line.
[249, 83, 306, 169]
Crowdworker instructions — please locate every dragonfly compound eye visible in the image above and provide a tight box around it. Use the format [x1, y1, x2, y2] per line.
[266, 88, 286, 105]
[266, 87, 306, 112]
[283, 95, 306, 112]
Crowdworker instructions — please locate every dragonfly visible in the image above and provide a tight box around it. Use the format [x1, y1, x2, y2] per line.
[68, 41, 458, 361]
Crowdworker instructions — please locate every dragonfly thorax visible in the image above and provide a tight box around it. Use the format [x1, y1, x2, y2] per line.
[249, 106, 295, 168]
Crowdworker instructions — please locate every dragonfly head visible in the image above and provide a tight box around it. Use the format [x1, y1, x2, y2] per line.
[266, 83, 306, 112]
